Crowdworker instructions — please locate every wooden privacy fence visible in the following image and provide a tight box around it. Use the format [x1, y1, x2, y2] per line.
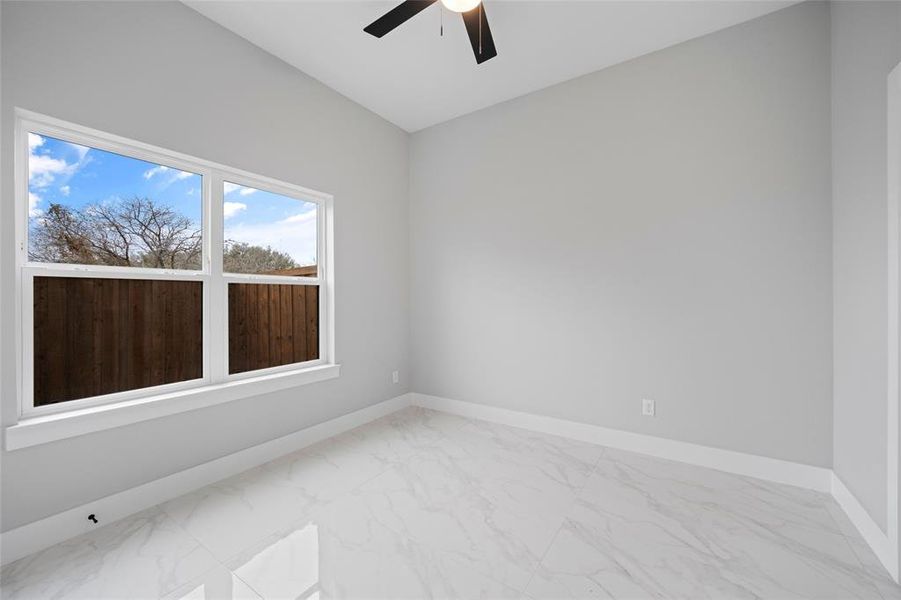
[32, 276, 320, 407]
[228, 283, 319, 374]
[33, 277, 203, 407]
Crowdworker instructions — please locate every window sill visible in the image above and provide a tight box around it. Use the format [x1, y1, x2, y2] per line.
[4, 364, 340, 450]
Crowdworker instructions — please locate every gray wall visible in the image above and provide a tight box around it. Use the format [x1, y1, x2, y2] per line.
[409, 1, 834, 467]
[0, 1, 410, 531]
[831, 1, 901, 534]
[5, 0, 894, 535]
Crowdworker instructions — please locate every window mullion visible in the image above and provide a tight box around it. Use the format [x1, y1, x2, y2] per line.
[208, 171, 227, 383]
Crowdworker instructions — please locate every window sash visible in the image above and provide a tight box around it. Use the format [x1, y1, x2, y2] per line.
[15, 109, 334, 419]
[22, 125, 214, 276]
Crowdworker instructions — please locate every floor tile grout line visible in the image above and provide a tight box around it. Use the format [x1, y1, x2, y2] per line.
[519, 514, 570, 596]
[157, 505, 245, 597]
[229, 565, 267, 600]
[139, 513, 227, 599]
[518, 449, 607, 595]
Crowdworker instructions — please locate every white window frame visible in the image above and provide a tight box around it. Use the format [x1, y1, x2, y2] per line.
[8, 109, 337, 447]
[218, 173, 328, 384]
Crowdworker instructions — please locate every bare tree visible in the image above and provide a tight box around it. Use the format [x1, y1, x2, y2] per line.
[223, 241, 298, 274]
[30, 197, 308, 275]
[29, 203, 97, 265]
[29, 197, 202, 269]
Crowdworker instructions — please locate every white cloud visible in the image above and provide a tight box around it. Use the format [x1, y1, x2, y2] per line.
[29, 192, 43, 217]
[143, 165, 169, 179]
[144, 165, 194, 185]
[28, 134, 88, 190]
[223, 201, 247, 219]
[280, 211, 317, 225]
[28, 133, 44, 151]
[226, 208, 318, 266]
[224, 182, 256, 196]
[68, 142, 90, 161]
[30, 154, 73, 188]
[60, 185, 70, 196]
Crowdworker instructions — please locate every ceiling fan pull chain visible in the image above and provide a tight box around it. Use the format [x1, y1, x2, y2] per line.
[440, 5, 443, 37]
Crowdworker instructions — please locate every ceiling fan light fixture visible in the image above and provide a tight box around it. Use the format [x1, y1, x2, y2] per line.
[440, 0, 481, 13]
[364, 0, 496, 64]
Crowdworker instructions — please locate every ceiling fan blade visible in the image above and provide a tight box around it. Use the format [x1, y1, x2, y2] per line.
[461, 3, 497, 64]
[364, 0, 437, 38]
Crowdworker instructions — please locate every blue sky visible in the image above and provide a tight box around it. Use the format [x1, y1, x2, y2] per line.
[223, 182, 317, 267]
[28, 133, 317, 266]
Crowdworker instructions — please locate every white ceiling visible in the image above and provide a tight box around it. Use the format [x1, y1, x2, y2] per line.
[187, 1, 797, 132]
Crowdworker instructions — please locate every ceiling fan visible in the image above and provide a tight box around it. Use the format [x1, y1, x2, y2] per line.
[364, 0, 497, 65]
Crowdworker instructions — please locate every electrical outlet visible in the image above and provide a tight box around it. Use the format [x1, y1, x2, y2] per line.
[392, 370, 399, 384]
[641, 398, 655, 417]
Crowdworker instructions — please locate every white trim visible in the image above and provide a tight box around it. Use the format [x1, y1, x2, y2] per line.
[5, 364, 341, 450]
[24, 373, 208, 420]
[888, 62, 901, 583]
[14, 111, 27, 430]
[833, 473, 897, 581]
[225, 357, 328, 384]
[223, 273, 321, 285]
[22, 263, 207, 279]
[209, 170, 227, 382]
[322, 187, 336, 366]
[412, 393, 832, 492]
[0, 393, 412, 567]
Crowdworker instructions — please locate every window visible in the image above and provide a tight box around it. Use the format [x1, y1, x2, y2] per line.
[221, 183, 321, 373]
[223, 182, 318, 277]
[28, 134, 203, 270]
[16, 111, 334, 419]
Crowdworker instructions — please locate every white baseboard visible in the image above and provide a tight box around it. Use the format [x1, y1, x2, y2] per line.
[831, 473, 897, 581]
[0, 393, 413, 567]
[412, 393, 833, 493]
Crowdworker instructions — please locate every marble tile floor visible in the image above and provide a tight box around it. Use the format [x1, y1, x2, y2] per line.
[2, 406, 898, 599]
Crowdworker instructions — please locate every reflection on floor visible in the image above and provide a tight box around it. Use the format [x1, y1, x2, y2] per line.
[2, 407, 899, 599]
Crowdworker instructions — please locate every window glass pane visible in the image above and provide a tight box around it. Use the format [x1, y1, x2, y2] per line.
[33, 277, 203, 406]
[228, 283, 319, 374]
[28, 133, 202, 270]
[223, 182, 317, 277]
